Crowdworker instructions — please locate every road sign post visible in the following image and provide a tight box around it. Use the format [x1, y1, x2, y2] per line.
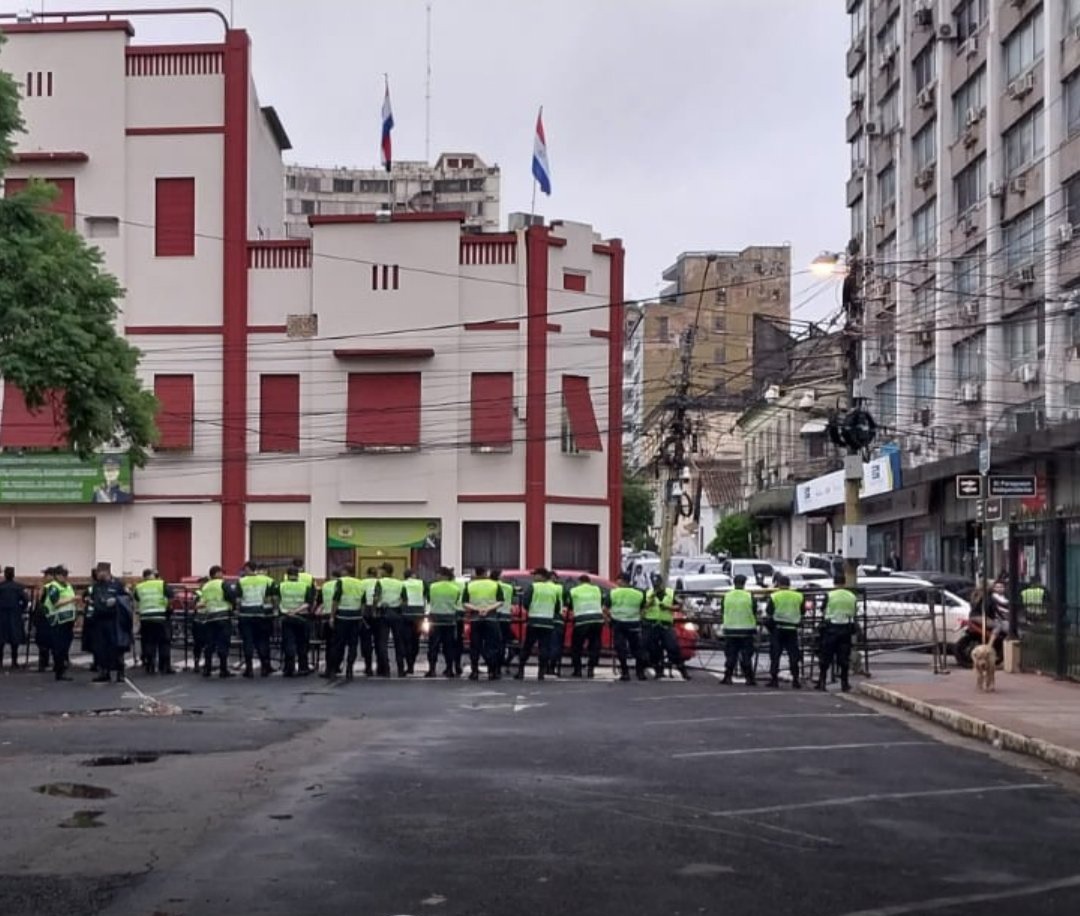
[988, 475, 1037, 498]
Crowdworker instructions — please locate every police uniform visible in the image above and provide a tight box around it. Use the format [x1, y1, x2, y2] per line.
[317, 576, 339, 674]
[236, 569, 277, 677]
[330, 575, 366, 679]
[426, 577, 461, 677]
[548, 581, 569, 675]
[279, 575, 315, 677]
[195, 576, 233, 677]
[568, 580, 604, 678]
[516, 579, 561, 680]
[401, 575, 427, 674]
[374, 572, 409, 677]
[605, 585, 648, 681]
[818, 587, 857, 692]
[134, 575, 173, 674]
[90, 570, 132, 682]
[0, 572, 28, 669]
[359, 571, 379, 676]
[766, 587, 804, 688]
[43, 573, 78, 681]
[463, 576, 502, 680]
[721, 587, 758, 685]
[645, 586, 690, 680]
[496, 579, 517, 668]
[33, 569, 56, 672]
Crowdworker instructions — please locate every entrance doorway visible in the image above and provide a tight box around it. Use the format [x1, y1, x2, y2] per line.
[155, 517, 192, 582]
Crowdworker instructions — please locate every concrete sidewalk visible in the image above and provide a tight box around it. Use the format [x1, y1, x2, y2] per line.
[858, 670, 1080, 775]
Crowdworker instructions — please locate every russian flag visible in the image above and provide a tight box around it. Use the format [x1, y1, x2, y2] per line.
[381, 80, 394, 172]
[532, 107, 551, 196]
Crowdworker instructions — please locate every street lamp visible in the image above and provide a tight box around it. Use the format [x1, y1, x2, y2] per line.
[810, 251, 849, 278]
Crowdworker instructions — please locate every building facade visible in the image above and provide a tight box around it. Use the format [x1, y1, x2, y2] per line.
[284, 153, 500, 239]
[622, 304, 645, 469]
[0, 16, 623, 580]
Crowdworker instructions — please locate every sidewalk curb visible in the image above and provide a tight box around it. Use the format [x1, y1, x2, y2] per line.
[857, 682, 1080, 776]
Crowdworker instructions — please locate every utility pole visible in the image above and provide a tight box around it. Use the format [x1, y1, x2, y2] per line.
[656, 256, 715, 583]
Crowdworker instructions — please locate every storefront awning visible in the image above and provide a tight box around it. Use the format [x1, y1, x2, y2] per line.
[799, 419, 827, 435]
[748, 485, 795, 519]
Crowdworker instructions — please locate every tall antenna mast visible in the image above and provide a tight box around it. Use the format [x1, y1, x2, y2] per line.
[425, 0, 432, 163]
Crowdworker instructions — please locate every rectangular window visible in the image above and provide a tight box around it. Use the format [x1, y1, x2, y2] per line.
[955, 333, 985, 383]
[462, 521, 520, 572]
[880, 89, 899, 133]
[470, 372, 513, 451]
[358, 179, 389, 193]
[952, 69, 985, 140]
[303, 176, 322, 193]
[878, 235, 897, 279]
[1068, 71, 1080, 139]
[913, 45, 935, 93]
[851, 195, 864, 239]
[1004, 306, 1042, 368]
[914, 284, 934, 324]
[913, 201, 937, 256]
[877, 163, 896, 209]
[551, 522, 600, 574]
[332, 178, 354, 193]
[563, 272, 587, 292]
[912, 359, 935, 402]
[953, 247, 985, 298]
[1004, 106, 1044, 177]
[851, 62, 867, 105]
[259, 374, 300, 453]
[912, 124, 936, 172]
[656, 316, 670, 341]
[3, 176, 76, 230]
[155, 178, 195, 257]
[285, 174, 298, 191]
[154, 374, 195, 450]
[850, 0, 865, 42]
[346, 372, 421, 451]
[875, 379, 897, 433]
[955, 0, 987, 41]
[561, 375, 603, 453]
[1003, 203, 1044, 270]
[1068, 176, 1080, 227]
[250, 520, 305, 581]
[851, 131, 866, 169]
[0, 385, 67, 448]
[1004, 10, 1044, 82]
[954, 156, 985, 214]
[1069, 0, 1080, 29]
[876, 13, 898, 55]
[299, 198, 315, 215]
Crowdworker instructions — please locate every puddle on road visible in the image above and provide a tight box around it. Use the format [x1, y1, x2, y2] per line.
[35, 782, 115, 800]
[269, 814, 293, 821]
[59, 809, 105, 828]
[81, 750, 192, 767]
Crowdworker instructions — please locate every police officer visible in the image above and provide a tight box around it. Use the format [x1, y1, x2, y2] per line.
[292, 558, 315, 592]
[279, 566, 314, 677]
[374, 563, 408, 677]
[604, 574, 648, 681]
[568, 574, 604, 678]
[195, 565, 234, 677]
[134, 568, 174, 675]
[330, 565, 366, 679]
[765, 573, 803, 689]
[463, 567, 503, 680]
[359, 566, 380, 677]
[401, 568, 427, 674]
[317, 568, 341, 677]
[0, 566, 28, 670]
[548, 577, 568, 676]
[492, 569, 516, 670]
[236, 561, 276, 678]
[43, 566, 78, 681]
[720, 574, 758, 686]
[33, 567, 56, 672]
[80, 568, 98, 672]
[1020, 575, 1048, 623]
[425, 567, 460, 678]
[646, 576, 691, 681]
[90, 562, 132, 684]
[515, 568, 561, 681]
[817, 579, 858, 693]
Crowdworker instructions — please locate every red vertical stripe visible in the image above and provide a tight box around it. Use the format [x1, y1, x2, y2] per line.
[470, 373, 514, 449]
[371, 264, 379, 289]
[259, 374, 300, 452]
[606, 241, 625, 578]
[154, 374, 195, 449]
[35, 72, 42, 97]
[155, 177, 196, 256]
[382, 264, 389, 289]
[46, 72, 53, 96]
[346, 372, 421, 448]
[525, 226, 549, 569]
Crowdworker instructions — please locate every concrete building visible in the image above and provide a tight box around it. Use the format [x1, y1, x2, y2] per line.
[846, 0, 1080, 462]
[622, 304, 645, 470]
[0, 15, 624, 580]
[284, 154, 500, 239]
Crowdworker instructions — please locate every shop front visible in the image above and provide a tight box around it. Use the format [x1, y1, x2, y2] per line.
[326, 518, 442, 579]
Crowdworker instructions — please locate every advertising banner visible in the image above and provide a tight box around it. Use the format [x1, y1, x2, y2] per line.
[0, 453, 133, 504]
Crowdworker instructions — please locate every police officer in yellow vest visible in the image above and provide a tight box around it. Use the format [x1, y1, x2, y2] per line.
[426, 567, 461, 678]
[720, 575, 758, 686]
[236, 561, 277, 678]
[463, 567, 504, 680]
[279, 566, 315, 678]
[568, 574, 604, 678]
[516, 568, 562, 681]
[134, 568, 174, 675]
[195, 565, 234, 678]
[43, 566, 78, 681]
[604, 574, 649, 681]
[291, 558, 315, 591]
[1020, 575, 1048, 623]
[765, 573, 804, 689]
[330, 565, 366, 680]
[358, 566, 380, 677]
[817, 580, 858, 693]
[492, 569, 517, 670]
[401, 568, 427, 674]
[374, 562, 409, 677]
[645, 575, 691, 681]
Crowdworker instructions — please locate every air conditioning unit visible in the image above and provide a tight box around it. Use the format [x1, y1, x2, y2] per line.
[959, 382, 981, 404]
[1007, 71, 1036, 100]
[963, 35, 978, 58]
[1008, 265, 1037, 287]
[1009, 175, 1027, 195]
[1059, 223, 1075, 246]
[915, 165, 935, 188]
[937, 23, 956, 41]
[960, 215, 978, 235]
[865, 120, 880, 136]
[916, 86, 935, 109]
[988, 180, 1005, 198]
[1016, 362, 1039, 385]
[961, 299, 979, 320]
[872, 212, 886, 229]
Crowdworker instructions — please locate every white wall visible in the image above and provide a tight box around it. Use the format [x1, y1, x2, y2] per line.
[247, 80, 285, 239]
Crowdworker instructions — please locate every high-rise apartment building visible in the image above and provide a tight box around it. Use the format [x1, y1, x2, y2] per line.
[284, 153, 500, 238]
[846, 0, 1080, 462]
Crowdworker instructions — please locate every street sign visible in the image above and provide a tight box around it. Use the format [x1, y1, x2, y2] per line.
[985, 499, 1003, 522]
[956, 475, 982, 499]
[979, 436, 991, 475]
[988, 475, 1037, 498]
[992, 523, 1010, 542]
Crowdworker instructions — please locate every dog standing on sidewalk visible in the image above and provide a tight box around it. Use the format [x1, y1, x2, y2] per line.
[971, 642, 996, 692]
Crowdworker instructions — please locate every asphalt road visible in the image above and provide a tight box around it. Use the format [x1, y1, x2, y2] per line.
[2, 666, 1080, 916]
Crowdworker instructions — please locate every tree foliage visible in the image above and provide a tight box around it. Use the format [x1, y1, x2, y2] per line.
[0, 37, 158, 464]
[707, 512, 758, 558]
[621, 468, 654, 549]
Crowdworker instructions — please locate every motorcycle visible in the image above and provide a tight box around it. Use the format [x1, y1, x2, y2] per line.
[954, 616, 1004, 668]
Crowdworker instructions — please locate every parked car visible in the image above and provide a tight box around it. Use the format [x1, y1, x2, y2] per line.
[857, 575, 970, 648]
[769, 565, 832, 591]
[893, 570, 976, 603]
[720, 559, 776, 588]
[793, 552, 845, 579]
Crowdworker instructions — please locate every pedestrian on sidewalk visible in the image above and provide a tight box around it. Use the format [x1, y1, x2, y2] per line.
[0, 566, 28, 671]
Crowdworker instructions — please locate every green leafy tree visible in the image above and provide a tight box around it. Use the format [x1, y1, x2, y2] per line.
[621, 468, 655, 549]
[707, 512, 758, 558]
[0, 37, 157, 465]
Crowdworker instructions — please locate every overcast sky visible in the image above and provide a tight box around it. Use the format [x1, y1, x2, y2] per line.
[37, 0, 850, 317]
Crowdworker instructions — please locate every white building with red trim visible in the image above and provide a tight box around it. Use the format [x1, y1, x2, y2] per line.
[0, 13, 624, 580]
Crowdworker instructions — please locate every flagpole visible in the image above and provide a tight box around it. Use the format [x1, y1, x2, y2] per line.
[385, 73, 393, 216]
[530, 178, 537, 221]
